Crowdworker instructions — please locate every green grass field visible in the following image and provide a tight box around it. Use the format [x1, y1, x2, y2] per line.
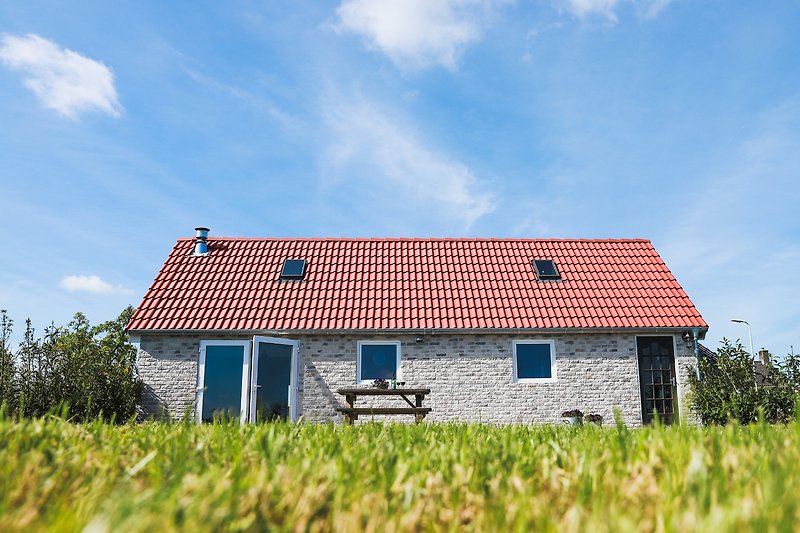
[1, 416, 799, 532]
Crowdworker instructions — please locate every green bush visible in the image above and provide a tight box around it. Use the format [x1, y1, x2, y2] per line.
[0, 311, 14, 409]
[0, 307, 142, 422]
[688, 339, 800, 425]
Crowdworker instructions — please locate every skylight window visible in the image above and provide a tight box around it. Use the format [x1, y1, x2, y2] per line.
[533, 259, 561, 281]
[280, 259, 307, 280]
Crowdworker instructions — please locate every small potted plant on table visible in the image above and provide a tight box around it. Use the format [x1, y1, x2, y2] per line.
[586, 413, 604, 426]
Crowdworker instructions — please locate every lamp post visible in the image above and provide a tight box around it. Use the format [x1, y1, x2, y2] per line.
[731, 319, 755, 360]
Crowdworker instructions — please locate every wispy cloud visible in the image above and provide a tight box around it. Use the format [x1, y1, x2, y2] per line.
[322, 95, 495, 229]
[560, 0, 620, 21]
[659, 96, 800, 354]
[559, 0, 674, 22]
[640, 0, 674, 18]
[183, 68, 299, 134]
[59, 275, 132, 295]
[0, 33, 122, 119]
[334, 0, 510, 70]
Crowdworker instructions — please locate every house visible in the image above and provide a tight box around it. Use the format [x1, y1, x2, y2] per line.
[126, 229, 708, 426]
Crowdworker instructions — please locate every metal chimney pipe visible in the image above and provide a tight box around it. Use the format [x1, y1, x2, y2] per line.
[194, 227, 210, 256]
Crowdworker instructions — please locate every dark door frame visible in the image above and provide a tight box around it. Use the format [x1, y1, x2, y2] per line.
[634, 335, 680, 425]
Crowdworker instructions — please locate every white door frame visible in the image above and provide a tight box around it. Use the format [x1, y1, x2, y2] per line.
[250, 336, 300, 422]
[197, 340, 252, 424]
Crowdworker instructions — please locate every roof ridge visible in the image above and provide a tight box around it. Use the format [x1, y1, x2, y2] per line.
[174, 237, 653, 243]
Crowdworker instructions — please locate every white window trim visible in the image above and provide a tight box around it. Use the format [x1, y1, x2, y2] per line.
[512, 339, 557, 383]
[356, 340, 402, 384]
[197, 340, 251, 424]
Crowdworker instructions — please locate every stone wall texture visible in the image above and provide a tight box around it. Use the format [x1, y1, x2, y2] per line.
[137, 332, 698, 426]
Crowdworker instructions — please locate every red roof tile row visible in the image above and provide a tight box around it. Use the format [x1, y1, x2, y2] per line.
[126, 238, 708, 332]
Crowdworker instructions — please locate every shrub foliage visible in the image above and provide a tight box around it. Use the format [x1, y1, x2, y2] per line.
[688, 339, 800, 425]
[0, 306, 142, 421]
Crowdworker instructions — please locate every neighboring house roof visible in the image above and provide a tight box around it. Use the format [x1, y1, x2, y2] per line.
[697, 344, 772, 385]
[698, 343, 716, 360]
[126, 238, 708, 333]
[753, 361, 770, 385]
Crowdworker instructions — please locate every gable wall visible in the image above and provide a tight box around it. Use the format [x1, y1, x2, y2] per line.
[136, 332, 697, 426]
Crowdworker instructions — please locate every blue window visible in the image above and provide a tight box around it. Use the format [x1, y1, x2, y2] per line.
[358, 341, 401, 382]
[280, 259, 307, 280]
[513, 341, 556, 381]
[533, 259, 561, 281]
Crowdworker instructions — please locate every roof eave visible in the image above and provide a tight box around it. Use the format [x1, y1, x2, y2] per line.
[127, 325, 709, 337]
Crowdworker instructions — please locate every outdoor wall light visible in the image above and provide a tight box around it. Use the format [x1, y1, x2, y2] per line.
[682, 331, 693, 349]
[415, 336, 423, 344]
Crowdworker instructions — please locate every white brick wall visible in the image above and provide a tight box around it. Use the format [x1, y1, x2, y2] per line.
[138, 336, 199, 419]
[137, 332, 698, 426]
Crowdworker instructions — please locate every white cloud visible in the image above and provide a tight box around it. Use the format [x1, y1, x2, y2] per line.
[59, 275, 132, 295]
[323, 96, 495, 228]
[0, 33, 122, 119]
[335, 0, 509, 70]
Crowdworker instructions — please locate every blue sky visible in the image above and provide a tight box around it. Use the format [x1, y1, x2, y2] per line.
[0, 0, 798, 355]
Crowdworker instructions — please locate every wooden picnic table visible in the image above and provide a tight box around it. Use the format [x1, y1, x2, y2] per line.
[336, 387, 432, 425]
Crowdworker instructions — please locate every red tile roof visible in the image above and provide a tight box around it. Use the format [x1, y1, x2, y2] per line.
[126, 238, 708, 332]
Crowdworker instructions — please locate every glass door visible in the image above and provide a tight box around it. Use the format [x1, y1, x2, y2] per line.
[250, 337, 299, 422]
[197, 340, 251, 423]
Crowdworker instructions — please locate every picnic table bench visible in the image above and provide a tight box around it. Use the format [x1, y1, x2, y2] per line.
[336, 387, 431, 425]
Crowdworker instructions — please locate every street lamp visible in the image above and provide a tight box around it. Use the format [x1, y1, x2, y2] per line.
[731, 319, 755, 360]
